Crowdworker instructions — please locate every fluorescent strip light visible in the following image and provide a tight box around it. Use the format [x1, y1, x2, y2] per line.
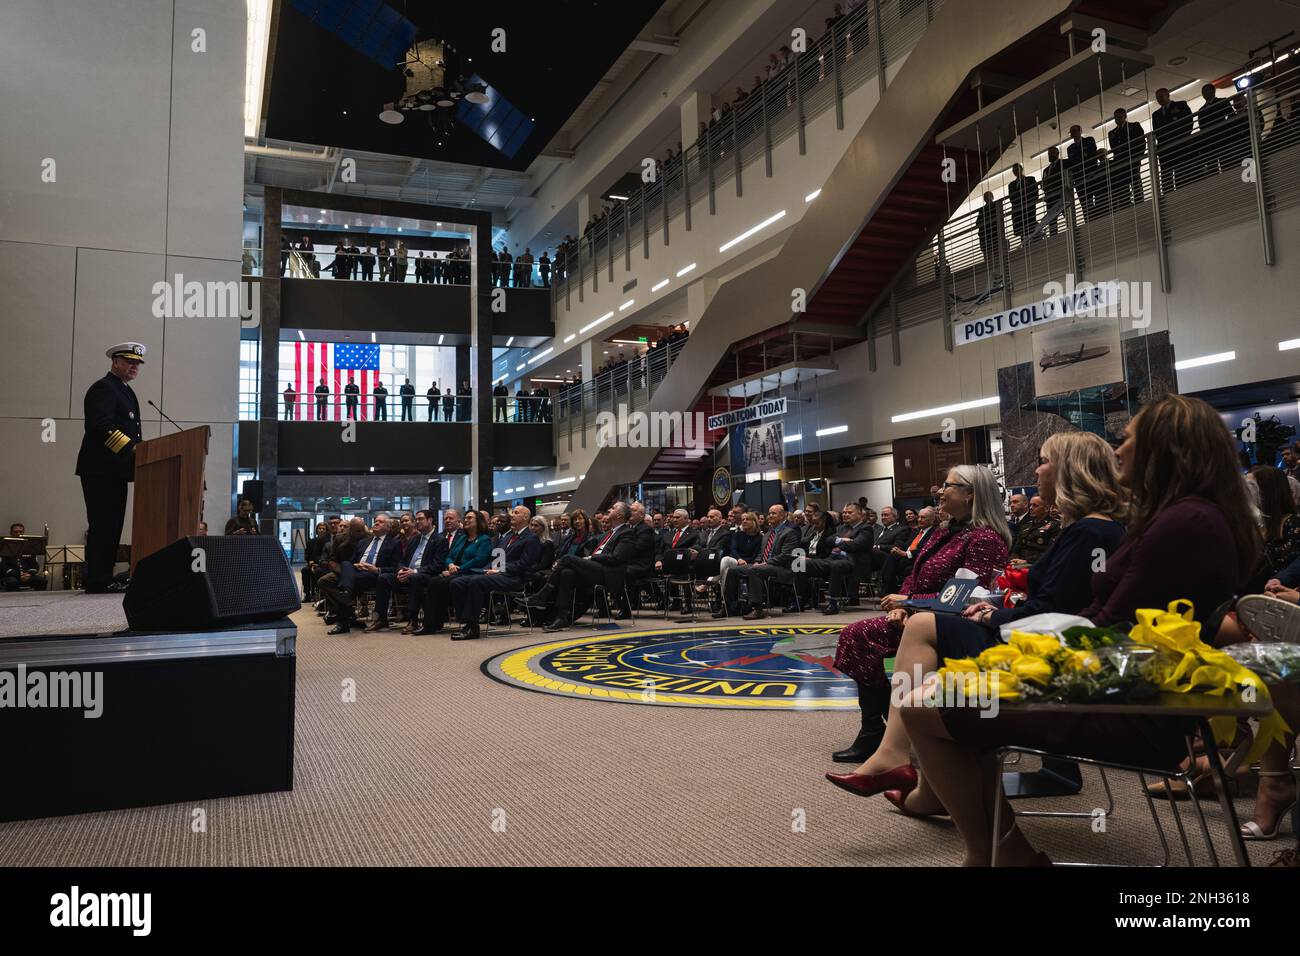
[579, 474, 586, 480]
[505, 336, 514, 347]
[1174, 351, 1236, 370]
[651, 279, 669, 292]
[675, 263, 697, 278]
[1278, 339, 1300, 351]
[438, 334, 445, 345]
[297, 466, 304, 473]
[804, 189, 821, 202]
[437, 465, 444, 472]
[719, 210, 786, 252]
[815, 424, 848, 437]
[564, 333, 576, 343]
[243, 0, 271, 138]
[296, 330, 305, 341]
[608, 193, 629, 201]
[546, 477, 576, 486]
[503, 466, 511, 471]
[369, 466, 375, 472]
[580, 311, 614, 334]
[618, 299, 635, 311]
[610, 339, 644, 345]
[527, 347, 553, 365]
[891, 396, 999, 423]
[533, 483, 544, 490]
[516, 364, 525, 371]
[783, 433, 802, 443]
[370, 332, 376, 343]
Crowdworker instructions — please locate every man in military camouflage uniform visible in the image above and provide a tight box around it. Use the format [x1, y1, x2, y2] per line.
[76, 343, 145, 592]
[1009, 494, 1060, 566]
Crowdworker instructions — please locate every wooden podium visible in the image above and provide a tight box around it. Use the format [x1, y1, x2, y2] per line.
[131, 426, 209, 571]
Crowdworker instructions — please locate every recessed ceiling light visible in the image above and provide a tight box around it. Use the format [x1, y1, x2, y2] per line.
[1121, 86, 1140, 97]
[1169, 55, 1188, 67]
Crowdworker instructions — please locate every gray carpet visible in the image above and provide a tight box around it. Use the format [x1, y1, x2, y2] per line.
[0, 606, 1289, 866]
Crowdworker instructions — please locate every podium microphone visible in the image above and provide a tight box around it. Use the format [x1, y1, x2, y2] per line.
[148, 399, 184, 432]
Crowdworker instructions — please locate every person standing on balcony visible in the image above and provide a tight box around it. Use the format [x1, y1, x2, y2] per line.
[516, 384, 529, 422]
[392, 240, 408, 282]
[427, 382, 440, 421]
[499, 247, 513, 288]
[283, 382, 296, 420]
[976, 192, 999, 277]
[1007, 163, 1039, 243]
[377, 239, 390, 281]
[1040, 145, 1064, 235]
[1066, 124, 1099, 221]
[458, 380, 471, 422]
[1152, 87, 1193, 193]
[400, 378, 415, 421]
[442, 385, 455, 422]
[345, 239, 360, 278]
[372, 380, 389, 421]
[315, 379, 329, 420]
[1108, 107, 1147, 207]
[518, 248, 534, 288]
[493, 381, 509, 422]
[344, 376, 359, 420]
[538, 250, 551, 287]
[358, 245, 375, 281]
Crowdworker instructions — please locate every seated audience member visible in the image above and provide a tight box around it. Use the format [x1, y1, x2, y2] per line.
[871, 507, 912, 573]
[2, 522, 47, 592]
[302, 521, 329, 600]
[528, 502, 639, 630]
[878, 506, 939, 596]
[826, 432, 1127, 806]
[715, 504, 802, 619]
[688, 508, 733, 583]
[827, 465, 1010, 763]
[621, 502, 659, 614]
[316, 517, 368, 631]
[367, 509, 447, 632]
[327, 513, 400, 634]
[1008, 494, 1059, 564]
[225, 498, 258, 535]
[417, 509, 492, 634]
[898, 395, 1260, 865]
[449, 505, 542, 640]
[654, 508, 699, 585]
[792, 508, 839, 606]
[829, 502, 877, 605]
[711, 510, 762, 600]
[197, 521, 208, 535]
[554, 509, 595, 562]
[1250, 465, 1300, 586]
[530, 517, 556, 573]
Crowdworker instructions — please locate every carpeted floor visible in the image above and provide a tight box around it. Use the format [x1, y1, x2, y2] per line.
[0, 605, 1290, 866]
[0, 591, 128, 638]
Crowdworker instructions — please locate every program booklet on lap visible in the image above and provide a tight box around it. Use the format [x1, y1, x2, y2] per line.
[897, 577, 980, 613]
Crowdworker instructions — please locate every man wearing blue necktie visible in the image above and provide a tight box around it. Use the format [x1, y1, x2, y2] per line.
[368, 509, 449, 632]
[328, 514, 399, 634]
[717, 504, 802, 619]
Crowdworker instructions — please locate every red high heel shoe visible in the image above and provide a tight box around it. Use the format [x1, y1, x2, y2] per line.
[825, 764, 917, 799]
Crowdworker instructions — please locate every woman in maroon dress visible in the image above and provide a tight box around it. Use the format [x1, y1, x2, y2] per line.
[828, 465, 1011, 766]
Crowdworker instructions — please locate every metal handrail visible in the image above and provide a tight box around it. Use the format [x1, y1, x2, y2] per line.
[551, 336, 689, 439]
[549, 0, 939, 306]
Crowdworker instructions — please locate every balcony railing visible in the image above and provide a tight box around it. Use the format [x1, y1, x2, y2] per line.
[871, 61, 1300, 349]
[549, 0, 941, 310]
[552, 336, 689, 441]
[247, 390, 556, 424]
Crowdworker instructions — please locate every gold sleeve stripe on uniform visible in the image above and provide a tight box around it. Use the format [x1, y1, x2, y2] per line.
[104, 429, 131, 454]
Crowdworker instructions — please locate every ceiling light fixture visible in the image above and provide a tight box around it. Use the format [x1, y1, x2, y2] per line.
[891, 396, 999, 423]
[651, 278, 669, 292]
[804, 189, 821, 202]
[505, 336, 514, 346]
[720, 210, 786, 252]
[1174, 350, 1236, 370]
[675, 263, 697, 278]
[564, 333, 576, 343]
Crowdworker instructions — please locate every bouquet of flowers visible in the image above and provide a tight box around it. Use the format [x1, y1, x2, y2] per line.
[934, 600, 1293, 764]
[994, 565, 1029, 608]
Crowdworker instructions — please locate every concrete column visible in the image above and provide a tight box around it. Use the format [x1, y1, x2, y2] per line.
[470, 219, 495, 510]
[680, 91, 713, 150]
[257, 188, 283, 535]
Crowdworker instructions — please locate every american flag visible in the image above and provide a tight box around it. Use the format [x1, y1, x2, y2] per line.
[292, 342, 382, 421]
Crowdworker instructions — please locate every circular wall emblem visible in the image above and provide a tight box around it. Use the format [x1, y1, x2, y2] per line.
[711, 467, 732, 507]
[484, 624, 856, 709]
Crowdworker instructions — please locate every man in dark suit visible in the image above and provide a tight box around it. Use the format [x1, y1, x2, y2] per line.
[1108, 107, 1147, 207]
[1006, 492, 1031, 538]
[1007, 163, 1039, 242]
[870, 507, 912, 572]
[824, 502, 876, 608]
[344, 377, 360, 419]
[372, 380, 388, 420]
[76, 342, 145, 593]
[2, 523, 48, 592]
[618, 502, 658, 616]
[879, 505, 937, 595]
[493, 382, 509, 422]
[316, 517, 366, 630]
[1039, 145, 1065, 235]
[1066, 124, 1099, 220]
[449, 505, 542, 639]
[367, 509, 446, 631]
[400, 379, 416, 421]
[719, 504, 802, 619]
[314, 379, 329, 420]
[534, 502, 638, 630]
[324, 515, 400, 633]
[302, 520, 330, 600]
[1152, 86, 1194, 192]
[688, 507, 732, 581]
[975, 192, 1000, 273]
[1196, 83, 1233, 176]
[654, 508, 699, 578]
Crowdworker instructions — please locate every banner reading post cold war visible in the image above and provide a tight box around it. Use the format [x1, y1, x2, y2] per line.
[953, 280, 1121, 347]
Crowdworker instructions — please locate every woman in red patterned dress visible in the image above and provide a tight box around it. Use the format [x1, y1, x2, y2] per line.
[827, 465, 1011, 768]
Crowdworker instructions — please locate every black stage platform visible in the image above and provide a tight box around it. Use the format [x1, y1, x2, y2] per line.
[0, 592, 296, 822]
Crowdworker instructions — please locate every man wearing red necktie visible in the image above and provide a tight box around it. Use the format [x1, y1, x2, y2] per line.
[528, 502, 638, 630]
[653, 508, 700, 608]
[716, 504, 801, 619]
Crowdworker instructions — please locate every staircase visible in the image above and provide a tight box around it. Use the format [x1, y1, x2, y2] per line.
[570, 0, 1085, 514]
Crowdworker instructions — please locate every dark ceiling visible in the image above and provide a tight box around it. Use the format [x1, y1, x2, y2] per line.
[266, 0, 664, 171]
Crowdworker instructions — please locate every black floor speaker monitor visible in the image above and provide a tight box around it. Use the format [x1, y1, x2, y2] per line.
[124, 535, 301, 631]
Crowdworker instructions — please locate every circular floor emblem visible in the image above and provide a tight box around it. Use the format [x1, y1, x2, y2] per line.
[484, 624, 855, 709]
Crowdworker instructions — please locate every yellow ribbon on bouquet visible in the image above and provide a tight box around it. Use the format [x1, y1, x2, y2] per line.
[1129, 600, 1292, 765]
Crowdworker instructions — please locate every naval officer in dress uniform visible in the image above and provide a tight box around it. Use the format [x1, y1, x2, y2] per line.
[76, 343, 145, 592]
